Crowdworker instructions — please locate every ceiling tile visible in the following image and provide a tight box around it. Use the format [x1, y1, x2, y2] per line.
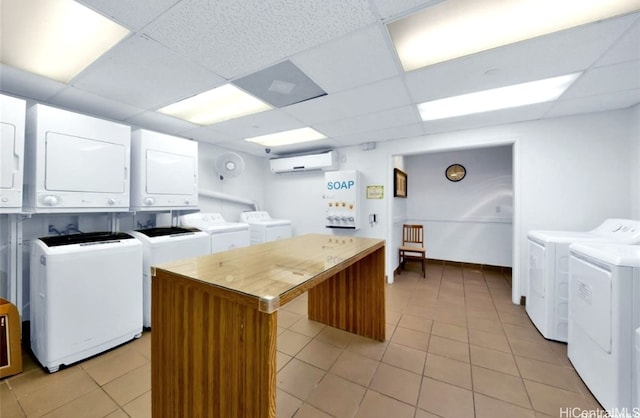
[292, 24, 401, 93]
[177, 125, 239, 144]
[547, 89, 640, 118]
[371, 0, 445, 20]
[72, 34, 225, 109]
[282, 77, 412, 125]
[562, 60, 640, 99]
[405, 12, 639, 103]
[208, 109, 307, 139]
[144, 0, 378, 79]
[214, 137, 339, 157]
[77, 0, 181, 31]
[314, 105, 421, 137]
[0, 65, 66, 102]
[595, 16, 640, 67]
[125, 110, 198, 135]
[48, 86, 145, 121]
[331, 123, 425, 146]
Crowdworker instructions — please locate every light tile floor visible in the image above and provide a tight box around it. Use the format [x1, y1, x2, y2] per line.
[1, 262, 604, 417]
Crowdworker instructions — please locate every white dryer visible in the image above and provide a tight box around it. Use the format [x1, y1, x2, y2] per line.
[128, 227, 210, 327]
[568, 242, 640, 411]
[30, 232, 143, 372]
[526, 219, 640, 342]
[239, 211, 292, 245]
[179, 213, 250, 254]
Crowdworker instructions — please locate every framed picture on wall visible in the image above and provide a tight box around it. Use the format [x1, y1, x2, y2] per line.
[394, 168, 407, 198]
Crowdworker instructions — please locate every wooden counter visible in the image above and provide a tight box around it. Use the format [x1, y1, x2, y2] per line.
[151, 234, 385, 418]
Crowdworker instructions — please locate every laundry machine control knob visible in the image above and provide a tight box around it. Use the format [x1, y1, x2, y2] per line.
[43, 195, 59, 206]
[107, 198, 116, 205]
[144, 197, 155, 206]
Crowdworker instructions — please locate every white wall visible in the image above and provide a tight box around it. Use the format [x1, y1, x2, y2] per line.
[380, 108, 635, 302]
[197, 143, 267, 222]
[404, 146, 513, 267]
[631, 104, 640, 220]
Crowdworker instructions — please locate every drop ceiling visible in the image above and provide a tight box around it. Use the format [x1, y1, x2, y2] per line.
[0, 0, 638, 157]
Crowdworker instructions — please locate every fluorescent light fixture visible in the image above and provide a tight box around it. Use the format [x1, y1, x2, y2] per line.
[418, 73, 581, 121]
[0, 0, 130, 83]
[244, 127, 327, 147]
[158, 84, 272, 125]
[388, 0, 639, 71]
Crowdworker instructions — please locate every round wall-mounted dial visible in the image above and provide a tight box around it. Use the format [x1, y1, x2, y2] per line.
[445, 164, 466, 182]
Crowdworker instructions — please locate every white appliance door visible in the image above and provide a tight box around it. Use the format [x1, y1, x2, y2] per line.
[1, 123, 17, 189]
[570, 255, 612, 353]
[211, 231, 250, 253]
[45, 132, 126, 192]
[145, 150, 195, 195]
[526, 239, 547, 334]
[265, 225, 292, 242]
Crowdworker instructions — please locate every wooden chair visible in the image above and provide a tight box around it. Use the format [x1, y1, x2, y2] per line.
[399, 224, 426, 278]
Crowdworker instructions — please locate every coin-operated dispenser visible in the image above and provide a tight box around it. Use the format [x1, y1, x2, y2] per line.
[324, 170, 361, 230]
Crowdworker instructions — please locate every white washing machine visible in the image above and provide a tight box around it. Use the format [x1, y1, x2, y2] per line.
[129, 227, 210, 327]
[239, 211, 292, 245]
[30, 232, 143, 372]
[527, 219, 640, 342]
[179, 212, 250, 253]
[568, 242, 640, 411]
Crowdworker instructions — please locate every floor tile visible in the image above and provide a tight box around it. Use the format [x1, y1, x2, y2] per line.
[427, 335, 470, 363]
[306, 373, 366, 418]
[524, 379, 601, 416]
[474, 393, 536, 418]
[296, 339, 342, 370]
[381, 343, 426, 374]
[470, 345, 519, 376]
[3, 266, 603, 418]
[41, 387, 119, 418]
[355, 390, 415, 418]
[472, 366, 531, 408]
[330, 350, 380, 387]
[369, 363, 422, 405]
[418, 376, 474, 418]
[424, 353, 472, 389]
[278, 330, 312, 356]
[277, 358, 326, 400]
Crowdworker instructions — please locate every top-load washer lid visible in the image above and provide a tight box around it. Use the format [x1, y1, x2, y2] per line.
[528, 219, 640, 245]
[180, 212, 249, 233]
[133, 227, 200, 237]
[569, 243, 640, 267]
[38, 232, 135, 247]
[239, 211, 290, 226]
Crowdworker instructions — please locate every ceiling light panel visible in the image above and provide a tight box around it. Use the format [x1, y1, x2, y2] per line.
[418, 73, 581, 121]
[0, 0, 130, 83]
[388, 0, 640, 72]
[158, 84, 272, 125]
[244, 127, 327, 147]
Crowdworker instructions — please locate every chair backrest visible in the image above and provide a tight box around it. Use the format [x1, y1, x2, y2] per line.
[402, 224, 424, 246]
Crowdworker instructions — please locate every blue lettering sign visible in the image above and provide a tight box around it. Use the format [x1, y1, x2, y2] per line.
[326, 180, 356, 190]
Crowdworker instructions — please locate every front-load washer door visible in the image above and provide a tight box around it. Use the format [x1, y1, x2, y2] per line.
[145, 150, 195, 195]
[1, 123, 17, 190]
[570, 254, 612, 353]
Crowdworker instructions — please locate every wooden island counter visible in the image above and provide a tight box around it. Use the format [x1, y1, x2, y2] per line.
[151, 233, 385, 418]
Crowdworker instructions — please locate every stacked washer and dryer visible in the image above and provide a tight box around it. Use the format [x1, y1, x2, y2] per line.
[526, 219, 640, 342]
[568, 240, 640, 411]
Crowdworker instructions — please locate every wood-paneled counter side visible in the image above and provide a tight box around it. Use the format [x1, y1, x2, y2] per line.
[151, 234, 385, 418]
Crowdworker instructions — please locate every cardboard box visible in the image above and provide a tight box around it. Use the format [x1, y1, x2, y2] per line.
[0, 298, 22, 378]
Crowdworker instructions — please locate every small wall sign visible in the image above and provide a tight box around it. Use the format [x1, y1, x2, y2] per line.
[366, 185, 384, 199]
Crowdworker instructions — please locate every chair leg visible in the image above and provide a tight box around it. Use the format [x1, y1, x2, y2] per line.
[422, 258, 426, 278]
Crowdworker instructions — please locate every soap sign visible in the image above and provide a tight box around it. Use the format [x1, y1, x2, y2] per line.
[327, 180, 355, 190]
[324, 170, 360, 230]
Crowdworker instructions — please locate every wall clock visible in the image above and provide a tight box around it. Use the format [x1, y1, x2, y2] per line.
[445, 164, 466, 182]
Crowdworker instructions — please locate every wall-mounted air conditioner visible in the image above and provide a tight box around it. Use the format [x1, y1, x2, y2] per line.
[269, 150, 338, 173]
